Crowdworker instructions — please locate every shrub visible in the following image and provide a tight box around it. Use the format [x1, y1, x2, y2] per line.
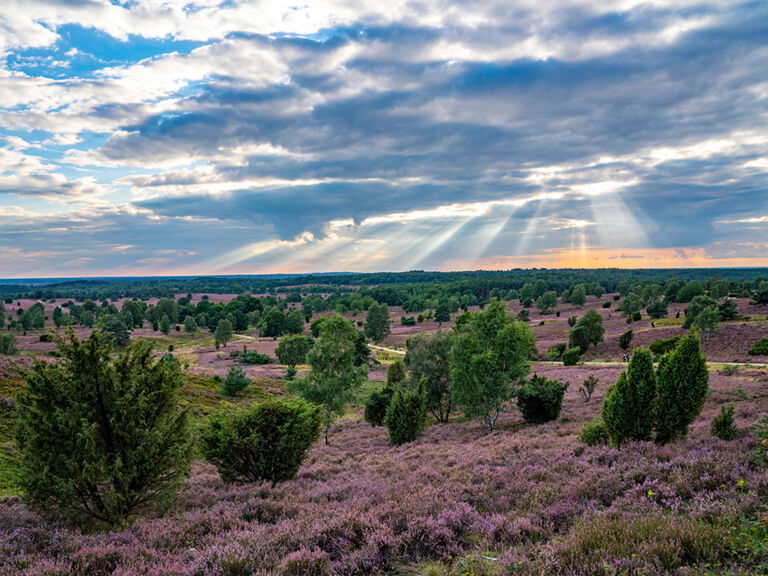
[752, 416, 768, 468]
[0, 333, 18, 355]
[568, 325, 589, 352]
[748, 338, 768, 356]
[385, 382, 426, 445]
[517, 309, 530, 322]
[580, 418, 609, 446]
[602, 348, 656, 446]
[276, 334, 312, 369]
[14, 330, 192, 528]
[563, 347, 581, 366]
[655, 332, 709, 444]
[710, 404, 737, 440]
[649, 335, 680, 357]
[240, 351, 275, 365]
[546, 343, 567, 360]
[517, 375, 568, 424]
[401, 316, 417, 326]
[364, 386, 394, 427]
[602, 301, 611, 308]
[567, 315, 578, 327]
[222, 365, 250, 396]
[200, 397, 322, 483]
[618, 329, 634, 351]
[38, 333, 53, 342]
[579, 375, 598, 402]
[631, 311, 641, 322]
[646, 299, 668, 319]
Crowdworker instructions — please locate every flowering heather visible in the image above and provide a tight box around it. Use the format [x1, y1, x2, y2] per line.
[1, 365, 768, 575]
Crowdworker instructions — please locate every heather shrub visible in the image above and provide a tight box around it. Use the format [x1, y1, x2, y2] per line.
[517, 375, 568, 424]
[580, 418, 609, 446]
[200, 397, 322, 483]
[222, 365, 250, 396]
[364, 385, 393, 427]
[710, 404, 737, 440]
[385, 381, 426, 445]
[750, 415, 768, 468]
[748, 337, 768, 356]
[546, 343, 566, 360]
[14, 330, 192, 528]
[602, 348, 656, 446]
[278, 548, 331, 576]
[655, 332, 709, 444]
[562, 347, 580, 366]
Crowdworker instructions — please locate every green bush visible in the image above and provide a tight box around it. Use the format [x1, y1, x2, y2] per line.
[655, 332, 709, 444]
[38, 333, 53, 342]
[748, 338, 768, 356]
[546, 343, 567, 359]
[400, 316, 417, 326]
[580, 418, 609, 446]
[385, 382, 426, 445]
[517, 374, 568, 424]
[649, 335, 680, 357]
[619, 329, 634, 351]
[200, 397, 322, 483]
[602, 348, 656, 447]
[14, 331, 192, 528]
[240, 351, 275, 365]
[710, 404, 737, 441]
[602, 301, 611, 309]
[222, 365, 250, 396]
[563, 347, 581, 366]
[0, 333, 18, 355]
[364, 386, 394, 427]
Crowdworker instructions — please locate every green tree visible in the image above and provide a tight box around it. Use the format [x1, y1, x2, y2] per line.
[15, 331, 191, 528]
[214, 318, 234, 348]
[200, 397, 322, 483]
[574, 309, 604, 349]
[434, 302, 451, 324]
[677, 280, 704, 303]
[517, 375, 568, 424]
[159, 314, 171, 335]
[692, 306, 719, 340]
[536, 290, 558, 314]
[619, 329, 634, 351]
[618, 293, 643, 317]
[601, 348, 656, 446]
[102, 315, 131, 346]
[290, 314, 364, 444]
[568, 325, 590, 354]
[655, 332, 709, 444]
[364, 302, 391, 343]
[276, 334, 312, 370]
[284, 308, 305, 335]
[259, 307, 285, 338]
[570, 285, 587, 307]
[52, 306, 64, 328]
[646, 299, 668, 319]
[718, 298, 738, 321]
[183, 315, 197, 333]
[152, 298, 178, 324]
[709, 278, 730, 299]
[386, 359, 407, 386]
[222, 365, 250, 396]
[450, 299, 535, 432]
[405, 331, 452, 423]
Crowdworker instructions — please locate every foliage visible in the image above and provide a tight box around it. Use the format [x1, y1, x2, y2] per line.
[364, 385, 394, 427]
[290, 314, 364, 444]
[259, 308, 286, 338]
[747, 337, 768, 356]
[579, 375, 598, 402]
[601, 348, 656, 446]
[14, 330, 191, 528]
[648, 335, 680, 357]
[646, 299, 668, 319]
[536, 290, 558, 314]
[386, 360, 407, 387]
[618, 329, 634, 351]
[0, 333, 18, 355]
[682, 295, 717, 329]
[183, 315, 197, 333]
[385, 381, 427, 445]
[159, 314, 171, 335]
[214, 318, 234, 348]
[752, 416, 768, 468]
[655, 332, 709, 444]
[276, 334, 312, 368]
[718, 298, 739, 321]
[692, 305, 720, 339]
[200, 397, 322, 483]
[710, 404, 737, 441]
[677, 280, 705, 303]
[364, 302, 391, 343]
[618, 293, 643, 317]
[580, 418, 609, 446]
[222, 365, 250, 396]
[240, 351, 275, 365]
[546, 342, 566, 360]
[450, 300, 535, 432]
[405, 331, 453, 422]
[562, 347, 581, 366]
[573, 309, 604, 349]
[517, 374, 568, 424]
[568, 325, 589, 353]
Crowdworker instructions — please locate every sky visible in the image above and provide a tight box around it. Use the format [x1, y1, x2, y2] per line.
[0, 0, 767, 278]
